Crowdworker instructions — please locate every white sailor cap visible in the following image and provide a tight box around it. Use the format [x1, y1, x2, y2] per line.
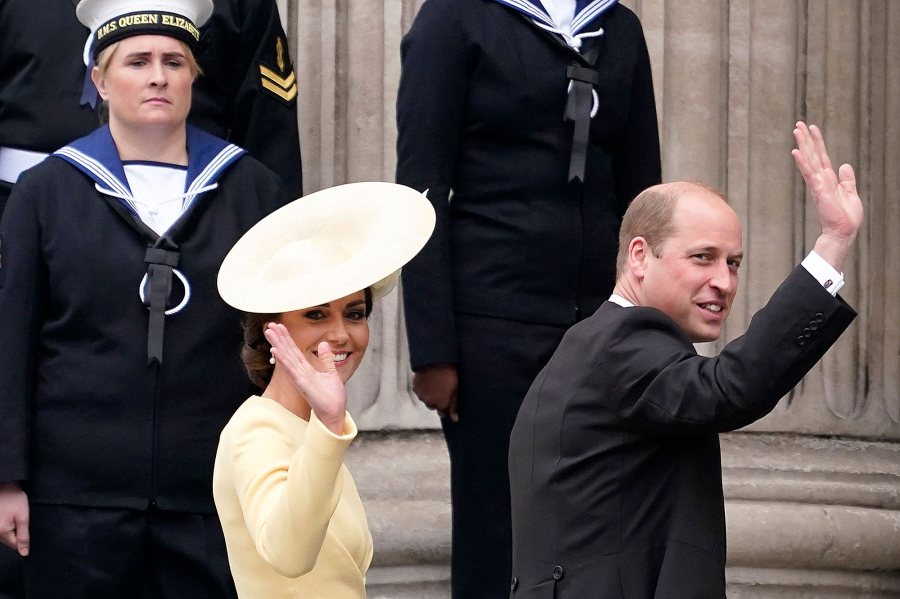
[76, 0, 214, 63]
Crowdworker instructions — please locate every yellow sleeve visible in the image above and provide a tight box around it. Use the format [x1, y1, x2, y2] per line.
[225, 407, 357, 578]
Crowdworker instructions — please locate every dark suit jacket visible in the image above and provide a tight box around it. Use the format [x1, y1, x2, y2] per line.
[508, 266, 857, 598]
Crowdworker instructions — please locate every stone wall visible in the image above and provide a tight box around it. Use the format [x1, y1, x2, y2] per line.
[278, 1, 899, 596]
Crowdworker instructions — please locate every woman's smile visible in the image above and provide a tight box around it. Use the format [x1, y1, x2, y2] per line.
[278, 290, 370, 384]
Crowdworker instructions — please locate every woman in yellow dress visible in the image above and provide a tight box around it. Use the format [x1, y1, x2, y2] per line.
[213, 182, 434, 598]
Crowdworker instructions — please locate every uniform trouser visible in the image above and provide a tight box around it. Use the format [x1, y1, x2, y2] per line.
[442, 313, 568, 599]
[22, 504, 236, 599]
[0, 183, 23, 599]
[0, 546, 23, 599]
[0, 182, 12, 222]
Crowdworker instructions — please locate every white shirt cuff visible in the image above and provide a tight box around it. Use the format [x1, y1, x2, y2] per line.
[801, 251, 844, 296]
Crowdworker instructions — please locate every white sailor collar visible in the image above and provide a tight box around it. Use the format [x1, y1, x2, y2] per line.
[53, 124, 246, 213]
[52, 125, 247, 365]
[492, 0, 618, 36]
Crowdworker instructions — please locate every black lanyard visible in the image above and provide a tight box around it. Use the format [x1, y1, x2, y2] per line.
[514, 12, 607, 185]
[99, 192, 192, 366]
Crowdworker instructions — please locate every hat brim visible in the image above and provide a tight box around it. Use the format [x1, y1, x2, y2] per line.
[76, 0, 214, 62]
[217, 182, 435, 314]
[76, 0, 214, 28]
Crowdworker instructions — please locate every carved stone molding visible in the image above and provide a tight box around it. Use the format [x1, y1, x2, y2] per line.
[722, 434, 900, 569]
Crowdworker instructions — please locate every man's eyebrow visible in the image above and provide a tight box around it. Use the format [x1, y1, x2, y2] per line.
[688, 245, 743, 257]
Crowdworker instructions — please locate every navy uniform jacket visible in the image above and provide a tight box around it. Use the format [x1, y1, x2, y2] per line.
[0, 0, 301, 197]
[396, 0, 661, 369]
[0, 126, 290, 514]
[508, 267, 857, 598]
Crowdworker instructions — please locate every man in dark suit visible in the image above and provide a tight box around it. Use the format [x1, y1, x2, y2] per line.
[508, 122, 863, 598]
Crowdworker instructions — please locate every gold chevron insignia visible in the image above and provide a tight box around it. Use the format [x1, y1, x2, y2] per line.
[260, 65, 295, 88]
[259, 65, 298, 102]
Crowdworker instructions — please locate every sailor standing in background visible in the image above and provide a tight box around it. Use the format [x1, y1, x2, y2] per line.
[396, 0, 661, 596]
[0, 0, 300, 599]
[0, 0, 301, 220]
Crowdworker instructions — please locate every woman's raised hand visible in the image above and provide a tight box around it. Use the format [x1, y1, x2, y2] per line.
[264, 322, 347, 433]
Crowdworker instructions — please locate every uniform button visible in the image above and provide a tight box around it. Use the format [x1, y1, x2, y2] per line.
[553, 565, 565, 580]
[796, 336, 807, 346]
[510, 577, 518, 591]
[815, 312, 825, 323]
[809, 321, 819, 331]
[803, 327, 812, 338]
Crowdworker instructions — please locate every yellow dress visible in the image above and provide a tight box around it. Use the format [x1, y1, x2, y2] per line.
[213, 395, 373, 598]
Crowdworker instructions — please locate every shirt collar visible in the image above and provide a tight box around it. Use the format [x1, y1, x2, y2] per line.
[608, 293, 634, 308]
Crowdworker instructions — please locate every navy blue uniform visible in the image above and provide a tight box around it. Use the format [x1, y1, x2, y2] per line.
[0, 127, 290, 596]
[396, 1, 661, 596]
[0, 4, 299, 592]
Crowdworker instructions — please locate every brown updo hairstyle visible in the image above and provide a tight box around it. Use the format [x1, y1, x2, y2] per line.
[240, 288, 374, 389]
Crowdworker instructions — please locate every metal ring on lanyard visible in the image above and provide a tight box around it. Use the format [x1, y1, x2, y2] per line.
[139, 268, 191, 315]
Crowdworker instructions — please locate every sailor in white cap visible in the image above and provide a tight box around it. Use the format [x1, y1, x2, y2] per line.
[0, 1, 301, 596]
[0, 0, 302, 223]
[0, 0, 293, 595]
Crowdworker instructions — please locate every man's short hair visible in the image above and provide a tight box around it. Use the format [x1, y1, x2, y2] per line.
[616, 182, 728, 276]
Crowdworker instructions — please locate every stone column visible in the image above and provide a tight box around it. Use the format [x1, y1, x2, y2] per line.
[283, 0, 900, 596]
[632, 1, 900, 595]
[292, 0, 438, 431]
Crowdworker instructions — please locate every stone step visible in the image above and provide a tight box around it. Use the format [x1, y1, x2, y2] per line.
[346, 432, 451, 597]
[345, 431, 900, 598]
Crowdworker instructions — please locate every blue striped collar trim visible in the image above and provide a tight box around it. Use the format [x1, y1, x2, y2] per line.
[572, 0, 617, 34]
[492, 0, 618, 35]
[493, 0, 555, 28]
[55, 145, 132, 200]
[53, 125, 246, 214]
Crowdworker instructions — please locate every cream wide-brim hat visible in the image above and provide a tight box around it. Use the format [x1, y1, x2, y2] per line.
[217, 182, 436, 314]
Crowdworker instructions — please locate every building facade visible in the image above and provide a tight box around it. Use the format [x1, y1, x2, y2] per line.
[281, 1, 899, 596]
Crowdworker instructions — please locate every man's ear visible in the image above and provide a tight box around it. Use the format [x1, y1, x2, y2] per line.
[91, 67, 109, 101]
[628, 237, 651, 280]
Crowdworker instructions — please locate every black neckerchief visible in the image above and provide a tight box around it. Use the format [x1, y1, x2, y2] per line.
[54, 125, 245, 366]
[99, 194, 185, 367]
[514, 12, 607, 185]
